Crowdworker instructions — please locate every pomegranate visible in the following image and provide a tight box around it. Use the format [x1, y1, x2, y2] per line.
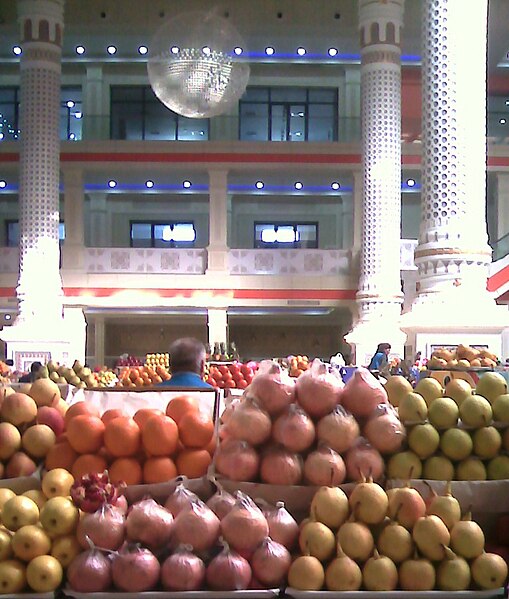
[126, 497, 173, 550]
[112, 543, 160, 592]
[76, 504, 126, 550]
[296, 359, 344, 418]
[164, 480, 200, 516]
[67, 548, 112, 592]
[260, 445, 303, 486]
[221, 491, 269, 557]
[215, 438, 259, 482]
[225, 397, 272, 446]
[247, 360, 295, 416]
[342, 367, 388, 418]
[272, 403, 316, 453]
[345, 437, 385, 482]
[161, 545, 206, 591]
[262, 501, 299, 550]
[364, 404, 406, 454]
[316, 405, 360, 454]
[173, 499, 220, 552]
[206, 482, 236, 520]
[206, 541, 252, 591]
[251, 537, 291, 587]
[304, 445, 346, 486]
[70, 471, 122, 513]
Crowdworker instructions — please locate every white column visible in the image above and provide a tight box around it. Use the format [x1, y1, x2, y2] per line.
[88, 193, 110, 247]
[346, 0, 406, 364]
[342, 67, 361, 142]
[206, 169, 229, 273]
[496, 173, 509, 241]
[62, 166, 85, 270]
[94, 315, 105, 368]
[207, 308, 228, 347]
[351, 170, 363, 254]
[82, 65, 108, 140]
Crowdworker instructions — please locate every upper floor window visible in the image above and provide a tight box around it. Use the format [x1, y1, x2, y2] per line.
[111, 86, 209, 141]
[6, 220, 65, 246]
[240, 87, 338, 142]
[0, 87, 82, 141]
[254, 222, 318, 248]
[130, 221, 196, 248]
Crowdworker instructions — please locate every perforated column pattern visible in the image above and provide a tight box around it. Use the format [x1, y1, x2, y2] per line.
[357, 0, 404, 322]
[415, 0, 492, 297]
[16, 0, 64, 324]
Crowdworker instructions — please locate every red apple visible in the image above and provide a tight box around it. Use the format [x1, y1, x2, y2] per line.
[36, 406, 65, 438]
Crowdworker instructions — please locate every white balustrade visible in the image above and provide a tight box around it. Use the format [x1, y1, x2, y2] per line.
[84, 248, 207, 274]
[228, 249, 352, 275]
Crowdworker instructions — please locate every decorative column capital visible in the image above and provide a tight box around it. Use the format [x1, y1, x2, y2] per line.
[17, 0, 64, 46]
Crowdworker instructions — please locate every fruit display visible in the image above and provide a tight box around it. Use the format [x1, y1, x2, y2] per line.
[0, 380, 69, 480]
[385, 371, 509, 481]
[215, 359, 405, 485]
[0, 469, 82, 594]
[65, 474, 294, 593]
[287, 480, 507, 591]
[288, 354, 310, 377]
[146, 352, 170, 370]
[93, 368, 118, 387]
[428, 344, 499, 369]
[206, 361, 256, 389]
[44, 395, 216, 484]
[45, 359, 98, 388]
[115, 354, 144, 368]
[116, 365, 170, 387]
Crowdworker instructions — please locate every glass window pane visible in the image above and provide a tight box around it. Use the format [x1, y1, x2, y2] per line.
[271, 88, 306, 102]
[289, 104, 306, 141]
[145, 103, 176, 140]
[242, 87, 269, 101]
[178, 117, 208, 141]
[308, 89, 336, 102]
[240, 102, 268, 141]
[131, 223, 152, 240]
[59, 223, 65, 240]
[112, 87, 143, 101]
[271, 104, 287, 141]
[308, 104, 335, 141]
[7, 222, 19, 247]
[111, 102, 143, 140]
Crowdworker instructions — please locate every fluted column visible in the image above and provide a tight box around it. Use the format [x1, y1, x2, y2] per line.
[206, 169, 229, 273]
[346, 0, 406, 364]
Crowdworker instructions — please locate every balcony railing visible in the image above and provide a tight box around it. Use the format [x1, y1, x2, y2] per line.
[84, 248, 207, 274]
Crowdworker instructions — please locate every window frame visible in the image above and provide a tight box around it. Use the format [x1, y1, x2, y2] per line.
[253, 221, 319, 249]
[130, 220, 197, 248]
[6, 219, 65, 247]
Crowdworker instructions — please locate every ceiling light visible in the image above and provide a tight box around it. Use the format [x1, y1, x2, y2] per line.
[0, 181, 6, 188]
[66, 100, 75, 108]
[108, 180, 117, 188]
[265, 47, 275, 56]
[0, 133, 4, 140]
[328, 47, 338, 57]
[297, 47, 306, 56]
[294, 182, 303, 190]
[406, 178, 416, 187]
[331, 182, 340, 190]
[182, 180, 192, 188]
[171, 46, 180, 54]
[234, 47, 243, 55]
[13, 46, 22, 56]
[145, 180, 154, 188]
[202, 46, 211, 55]
[107, 45, 117, 55]
[4, 314, 11, 321]
[69, 133, 76, 140]
[500, 118, 507, 125]
[75, 45, 85, 55]
[138, 45, 148, 55]
[506, 100, 509, 106]
[255, 181, 264, 189]
[74, 111, 82, 119]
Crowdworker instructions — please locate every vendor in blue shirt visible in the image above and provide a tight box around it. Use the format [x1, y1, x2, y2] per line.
[160, 337, 214, 389]
[367, 342, 391, 372]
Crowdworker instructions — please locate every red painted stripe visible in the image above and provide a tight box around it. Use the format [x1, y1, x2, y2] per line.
[487, 263, 509, 292]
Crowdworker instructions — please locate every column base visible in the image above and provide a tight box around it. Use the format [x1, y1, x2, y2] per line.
[345, 320, 407, 368]
[206, 247, 229, 274]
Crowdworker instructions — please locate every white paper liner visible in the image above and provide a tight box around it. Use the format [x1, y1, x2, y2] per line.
[63, 589, 279, 599]
[285, 589, 505, 599]
[0, 472, 41, 493]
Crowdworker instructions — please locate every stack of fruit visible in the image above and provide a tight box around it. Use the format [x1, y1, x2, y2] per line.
[94, 368, 118, 387]
[215, 361, 405, 485]
[206, 362, 255, 389]
[146, 353, 170, 370]
[288, 355, 310, 378]
[385, 371, 509, 481]
[427, 344, 499, 370]
[66, 476, 294, 593]
[115, 365, 170, 387]
[45, 359, 98, 389]
[0, 379, 68, 480]
[115, 355, 143, 368]
[0, 468, 82, 594]
[44, 395, 216, 485]
[288, 480, 507, 591]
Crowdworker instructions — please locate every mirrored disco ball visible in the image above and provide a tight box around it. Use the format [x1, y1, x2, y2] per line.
[147, 11, 250, 118]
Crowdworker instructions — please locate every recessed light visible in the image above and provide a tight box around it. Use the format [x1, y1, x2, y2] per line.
[294, 182, 303, 190]
[145, 180, 154, 188]
[328, 48, 338, 57]
[183, 180, 192, 188]
[69, 133, 76, 140]
[406, 178, 416, 187]
[138, 45, 148, 55]
[108, 180, 117, 188]
[75, 45, 85, 55]
[74, 112, 82, 119]
[234, 47, 243, 55]
[171, 46, 180, 54]
[500, 118, 507, 125]
[265, 47, 275, 56]
[506, 100, 509, 106]
[202, 46, 211, 55]
[107, 45, 117, 55]
[0, 181, 6, 188]
[331, 182, 340, 190]
[297, 47, 306, 56]
[255, 181, 264, 189]
[13, 46, 22, 56]
[66, 100, 75, 108]
[0, 133, 4, 140]
[4, 314, 11, 321]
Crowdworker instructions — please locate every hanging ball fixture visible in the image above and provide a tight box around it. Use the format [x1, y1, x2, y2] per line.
[147, 11, 250, 118]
